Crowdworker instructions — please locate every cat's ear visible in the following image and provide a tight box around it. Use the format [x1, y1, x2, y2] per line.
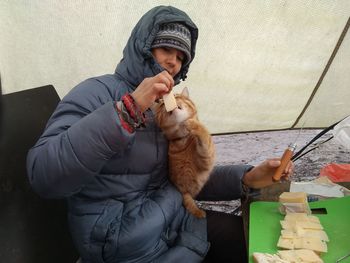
[181, 87, 190, 98]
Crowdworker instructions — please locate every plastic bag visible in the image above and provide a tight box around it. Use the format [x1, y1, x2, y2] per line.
[333, 115, 350, 150]
[319, 163, 350, 182]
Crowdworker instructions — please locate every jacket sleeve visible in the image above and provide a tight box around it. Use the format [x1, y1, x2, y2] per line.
[196, 164, 254, 201]
[26, 79, 134, 198]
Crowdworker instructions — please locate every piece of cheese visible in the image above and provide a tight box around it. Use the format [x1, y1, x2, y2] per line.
[284, 212, 308, 221]
[279, 192, 311, 215]
[280, 220, 322, 232]
[277, 236, 295, 249]
[277, 236, 328, 253]
[307, 216, 321, 224]
[281, 229, 295, 239]
[162, 91, 177, 112]
[294, 237, 328, 253]
[253, 250, 323, 263]
[285, 214, 319, 224]
[281, 228, 329, 242]
[276, 250, 296, 262]
[284, 213, 322, 229]
[293, 237, 303, 248]
[296, 221, 323, 230]
[285, 213, 319, 223]
[253, 252, 289, 263]
[280, 220, 297, 231]
[274, 196, 328, 261]
[300, 229, 329, 242]
[279, 192, 308, 203]
[278, 249, 323, 263]
[295, 249, 324, 262]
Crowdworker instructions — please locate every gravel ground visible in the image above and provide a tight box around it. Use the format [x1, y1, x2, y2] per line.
[198, 129, 350, 214]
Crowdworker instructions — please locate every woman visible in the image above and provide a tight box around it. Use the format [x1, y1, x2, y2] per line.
[27, 6, 293, 262]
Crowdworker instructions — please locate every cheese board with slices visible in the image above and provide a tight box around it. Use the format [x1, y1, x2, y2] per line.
[248, 195, 350, 262]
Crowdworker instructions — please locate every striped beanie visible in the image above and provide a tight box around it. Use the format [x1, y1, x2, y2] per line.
[151, 22, 192, 66]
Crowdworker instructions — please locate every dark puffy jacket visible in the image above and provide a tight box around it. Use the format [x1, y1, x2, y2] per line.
[27, 5, 250, 263]
[26, 5, 209, 263]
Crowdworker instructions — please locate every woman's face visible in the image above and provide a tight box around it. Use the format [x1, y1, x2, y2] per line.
[152, 47, 185, 77]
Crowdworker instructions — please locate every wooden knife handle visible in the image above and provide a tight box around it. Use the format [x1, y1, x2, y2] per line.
[273, 144, 296, 181]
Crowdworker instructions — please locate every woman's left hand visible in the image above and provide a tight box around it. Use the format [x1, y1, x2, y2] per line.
[242, 158, 294, 189]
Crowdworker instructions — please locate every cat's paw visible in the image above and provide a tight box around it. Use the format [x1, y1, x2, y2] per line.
[185, 119, 199, 130]
[193, 209, 206, 218]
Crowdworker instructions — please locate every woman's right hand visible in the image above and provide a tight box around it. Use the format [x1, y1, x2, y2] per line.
[131, 71, 174, 112]
[242, 159, 294, 189]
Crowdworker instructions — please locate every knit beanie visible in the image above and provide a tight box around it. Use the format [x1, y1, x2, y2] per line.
[151, 22, 192, 66]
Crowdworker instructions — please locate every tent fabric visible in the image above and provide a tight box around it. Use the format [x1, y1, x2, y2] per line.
[1, 1, 349, 134]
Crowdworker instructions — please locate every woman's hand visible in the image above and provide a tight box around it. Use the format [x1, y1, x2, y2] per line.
[242, 159, 294, 189]
[131, 71, 174, 112]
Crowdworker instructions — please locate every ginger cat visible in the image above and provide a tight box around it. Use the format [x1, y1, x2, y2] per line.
[154, 87, 215, 218]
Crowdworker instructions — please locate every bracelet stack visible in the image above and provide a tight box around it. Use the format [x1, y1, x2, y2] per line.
[115, 93, 146, 133]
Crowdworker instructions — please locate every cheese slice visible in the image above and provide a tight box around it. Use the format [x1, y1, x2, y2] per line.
[295, 249, 324, 262]
[275, 195, 328, 261]
[301, 229, 329, 242]
[285, 214, 320, 225]
[284, 213, 309, 221]
[162, 91, 177, 112]
[253, 252, 289, 263]
[253, 250, 323, 263]
[277, 236, 328, 253]
[279, 192, 307, 203]
[276, 250, 297, 262]
[282, 228, 329, 242]
[284, 212, 320, 223]
[277, 236, 295, 249]
[278, 249, 323, 263]
[281, 229, 295, 239]
[293, 237, 303, 248]
[279, 192, 311, 215]
[308, 215, 321, 224]
[294, 237, 328, 253]
[296, 221, 323, 230]
[280, 220, 296, 230]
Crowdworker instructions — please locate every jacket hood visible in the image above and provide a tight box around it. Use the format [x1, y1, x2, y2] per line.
[115, 5, 199, 88]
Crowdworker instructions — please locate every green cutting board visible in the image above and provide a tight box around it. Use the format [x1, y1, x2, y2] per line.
[249, 196, 350, 263]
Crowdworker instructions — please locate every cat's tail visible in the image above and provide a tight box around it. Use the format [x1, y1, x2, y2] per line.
[183, 193, 206, 218]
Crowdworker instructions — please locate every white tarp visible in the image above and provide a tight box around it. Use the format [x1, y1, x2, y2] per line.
[1, 0, 349, 133]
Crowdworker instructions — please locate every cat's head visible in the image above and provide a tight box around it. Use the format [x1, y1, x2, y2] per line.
[154, 87, 198, 131]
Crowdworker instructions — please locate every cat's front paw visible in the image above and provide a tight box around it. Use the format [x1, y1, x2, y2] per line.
[185, 119, 199, 131]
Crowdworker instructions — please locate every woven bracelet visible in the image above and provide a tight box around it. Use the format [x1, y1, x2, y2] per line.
[115, 101, 134, 133]
[121, 94, 146, 128]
